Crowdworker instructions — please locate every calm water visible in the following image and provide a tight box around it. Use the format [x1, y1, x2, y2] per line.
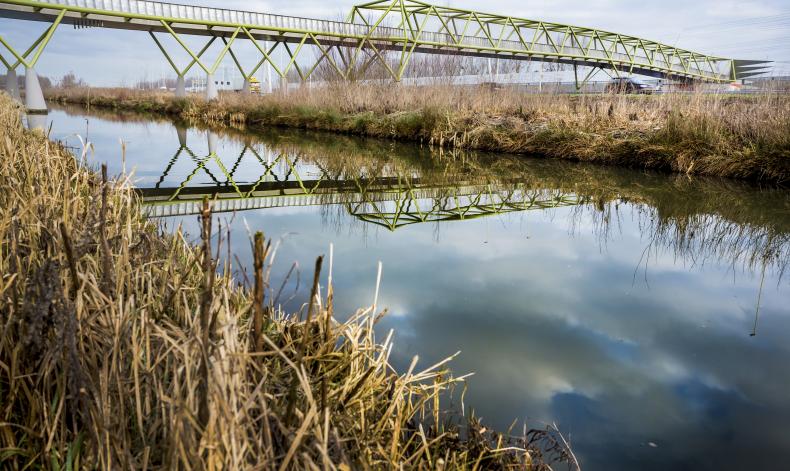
[36, 105, 790, 470]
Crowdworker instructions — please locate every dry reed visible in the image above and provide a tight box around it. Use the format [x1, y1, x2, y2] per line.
[47, 84, 790, 184]
[0, 91, 575, 469]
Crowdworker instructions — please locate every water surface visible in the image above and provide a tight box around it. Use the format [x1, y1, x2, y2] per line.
[37, 105, 790, 471]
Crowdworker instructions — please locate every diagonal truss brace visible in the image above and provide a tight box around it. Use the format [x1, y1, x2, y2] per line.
[153, 21, 240, 76]
[0, 9, 64, 70]
[150, 31, 217, 77]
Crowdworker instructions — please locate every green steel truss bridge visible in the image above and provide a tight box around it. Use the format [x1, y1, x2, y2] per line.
[142, 174, 584, 231]
[0, 0, 769, 110]
[138, 136, 584, 229]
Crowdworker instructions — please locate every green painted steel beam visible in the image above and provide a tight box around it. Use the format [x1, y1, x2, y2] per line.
[0, 0, 752, 83]
[222, 36, 246, 78]
[0, 9, 63, 69]
[28, 7, 62, 65]
[149, 30, 180, 73]
[160, 20, 210, 74]
[371, 0, 730, 62]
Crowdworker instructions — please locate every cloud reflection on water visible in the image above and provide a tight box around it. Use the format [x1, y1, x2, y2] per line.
[46, 105, 790, 471]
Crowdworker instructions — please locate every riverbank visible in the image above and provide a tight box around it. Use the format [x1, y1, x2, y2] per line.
[48, 85, 790, 185]
[49, 99, 788, 276]
[0, 94, 569, 468]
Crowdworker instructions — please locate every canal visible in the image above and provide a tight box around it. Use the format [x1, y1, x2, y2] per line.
[36, 104, 790, 471]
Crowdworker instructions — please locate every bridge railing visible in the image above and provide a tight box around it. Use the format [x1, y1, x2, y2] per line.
[27, 0, 728, 80]
[406, 30, 725, 79]
[54, 0, 371, 36]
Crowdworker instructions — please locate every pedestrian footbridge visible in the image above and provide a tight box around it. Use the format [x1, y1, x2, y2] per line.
[0, 0, 771, 111]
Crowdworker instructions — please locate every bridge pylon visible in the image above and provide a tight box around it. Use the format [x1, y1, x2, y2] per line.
[4, 66, 19, 100]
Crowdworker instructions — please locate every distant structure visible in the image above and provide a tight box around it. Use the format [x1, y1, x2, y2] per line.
[0, 0, 771, 112]
[747, 75, 790, 92]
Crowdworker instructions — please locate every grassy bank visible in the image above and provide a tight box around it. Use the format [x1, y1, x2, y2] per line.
[164, 119, 790, 282]
[54, 100, 786, 280]
[48, 100, 790, 279]
[0, 93, 573, 468]
[48, 85, 790, 184]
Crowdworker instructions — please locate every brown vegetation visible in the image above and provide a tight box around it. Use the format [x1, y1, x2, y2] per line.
[47, 84, 790, 184]
[184, 122, 790, 281]
[0, 93, 578, 468]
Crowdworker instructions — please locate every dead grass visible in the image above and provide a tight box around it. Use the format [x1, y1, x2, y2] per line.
[48, 84, 790, 184]
[0, 92, 575, 469]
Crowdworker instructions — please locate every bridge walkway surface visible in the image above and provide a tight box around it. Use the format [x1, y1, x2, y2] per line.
[0, 0, 771, 111]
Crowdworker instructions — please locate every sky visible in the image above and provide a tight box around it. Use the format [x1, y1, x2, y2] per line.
[1, 0, 788, 85]
[44, 103, 790, 471]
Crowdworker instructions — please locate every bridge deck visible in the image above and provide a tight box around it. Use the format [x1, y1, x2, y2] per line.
[138, 178, 582, 223]
[0, 0, 744, 81]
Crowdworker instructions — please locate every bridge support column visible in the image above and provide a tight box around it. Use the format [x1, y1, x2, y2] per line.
[207, 131, 218, 156]
[24, 67, 47, 113]
[242, 78, 250, 94]
[26, 113, 47, 131]
[5, 68, 21, 101]
[206, 72, 218, 100]
[175, 75, 186, 97]
[279, 76, 288, 94]
[177, 125, 187, 148]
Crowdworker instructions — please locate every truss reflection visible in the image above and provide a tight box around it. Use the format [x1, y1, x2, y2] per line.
[138, 131, 586, 229]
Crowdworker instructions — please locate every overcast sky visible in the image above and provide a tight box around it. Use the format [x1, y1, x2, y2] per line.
[2, 0, 788, 85]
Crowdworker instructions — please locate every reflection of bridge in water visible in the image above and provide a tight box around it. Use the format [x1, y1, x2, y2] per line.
[139, 131, 585, 230]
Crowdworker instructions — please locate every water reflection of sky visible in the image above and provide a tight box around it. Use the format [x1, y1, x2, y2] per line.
[42, 106, 790, 471]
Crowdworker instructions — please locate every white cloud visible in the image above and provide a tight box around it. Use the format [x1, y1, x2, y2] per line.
[2, 0, 787, 84]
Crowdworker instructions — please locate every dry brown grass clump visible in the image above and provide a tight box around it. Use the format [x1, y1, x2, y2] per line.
[0, 91, 576, 469]
[48, 84, 790, 184]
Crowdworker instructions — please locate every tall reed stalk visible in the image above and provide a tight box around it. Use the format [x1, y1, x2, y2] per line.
[0, 92, 573, 469]
[48, 84, 790, 184]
